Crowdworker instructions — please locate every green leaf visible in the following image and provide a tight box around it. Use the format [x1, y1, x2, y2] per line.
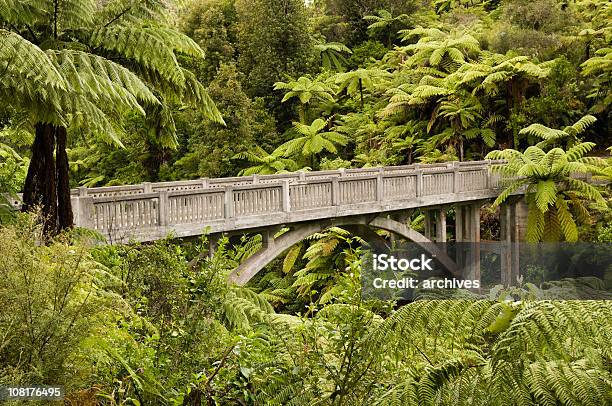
[535, 180, 557, 213]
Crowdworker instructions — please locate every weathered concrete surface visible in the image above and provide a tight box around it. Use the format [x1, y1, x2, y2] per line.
[228, 215, 460, 285]
[59, 160, 517, 243]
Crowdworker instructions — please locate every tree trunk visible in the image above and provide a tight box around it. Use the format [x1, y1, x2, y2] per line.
[144, 134, 163, 181]
[22, 123, 73, 235]
[359, 78, 364, 111]
[585, 41, 591, 61]
[56, 126, 73, 230]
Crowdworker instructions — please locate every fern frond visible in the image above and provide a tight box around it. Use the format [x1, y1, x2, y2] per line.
[492, 179, 529, 207]
[567, 178, 605, 205]
[181, 68, 224, 124]
[526, 199, 545, 242]
[0, 29, 66, 93]
[535, 180, 557, 213]
[566, 114, 597, 135]
[89, 24, 192, 87]
[519, 123, 566, 140]
[283, 244, 302, 274]
[566, 142, 596, 161]
[555, 198, 578, 241]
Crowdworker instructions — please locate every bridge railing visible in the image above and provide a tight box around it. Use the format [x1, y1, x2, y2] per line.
[65, 160, 505, 198]
[8, 160, 599, 242]
[67, 160, 510, 239]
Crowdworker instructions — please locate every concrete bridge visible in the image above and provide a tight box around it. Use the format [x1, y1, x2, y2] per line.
[14, 160, 530, 284]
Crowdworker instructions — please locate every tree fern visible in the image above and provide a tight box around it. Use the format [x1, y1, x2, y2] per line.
[314, 42, 352, 71]
[1, 0, 223, 234]
[400, 27, 480, 72]
[334, 68, 392, 109]
[487, 138, 607, 241]
[222, 286, 274, 331]
[276, 119, 348, 165]
[520, 115, 597, 149]
[233, 146, 298, 175]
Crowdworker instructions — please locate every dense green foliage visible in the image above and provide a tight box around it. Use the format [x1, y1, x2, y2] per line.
[16, 0, 603, 188]
[4, 0, 608, 192]
[0, 217, 611, 405]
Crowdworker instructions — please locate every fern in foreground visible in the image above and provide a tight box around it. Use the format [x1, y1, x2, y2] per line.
[251, 300, 612, 405]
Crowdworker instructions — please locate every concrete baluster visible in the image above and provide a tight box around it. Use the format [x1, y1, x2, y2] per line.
[415, 168, 423, 197]
[224, 187, 234, 218]
[331, 178, 340, 205]
[453, 162, 460, 193]
[376, 171, 384, 201]
[282, 181, 291, 212]
[158, 191, 168, 226]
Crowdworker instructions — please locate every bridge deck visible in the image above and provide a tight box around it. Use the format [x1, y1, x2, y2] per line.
[12, 160, 514, 242]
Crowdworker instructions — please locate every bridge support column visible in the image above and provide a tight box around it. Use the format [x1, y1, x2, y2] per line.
[500, 199, 528, 286]
[436, 209, 447, 243]
[455, 204, 481, 281]
[424, 211, 434, 240]
[424, 209, 448, 243]
[467, 204, 481, 282]
[455, 205, 465, 270]
[261, 229, 275, 249]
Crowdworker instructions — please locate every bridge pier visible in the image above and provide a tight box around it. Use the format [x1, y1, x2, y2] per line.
[436, 210, 447, 243]
[500, 199, 528, 286]
[454, 204, 481, 281]
[452, 199, 529, 287]
[424, 211, 434, 240]
[423, 209, 449, 243]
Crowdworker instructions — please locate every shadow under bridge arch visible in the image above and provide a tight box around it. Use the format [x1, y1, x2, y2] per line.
[228, 215, 458, 285]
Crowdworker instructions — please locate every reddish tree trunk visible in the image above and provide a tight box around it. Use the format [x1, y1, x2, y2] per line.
[22, 123, 73, 235]
[56, 126, 73, 230]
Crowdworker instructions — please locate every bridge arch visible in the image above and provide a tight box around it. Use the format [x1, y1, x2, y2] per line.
[228, 215, 458, 285]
